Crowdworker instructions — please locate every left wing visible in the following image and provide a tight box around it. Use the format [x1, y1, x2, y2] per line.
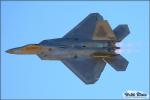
[63, 13, 103, 40]
[61, 57, 106, 84]
[63, 13, 116, 40]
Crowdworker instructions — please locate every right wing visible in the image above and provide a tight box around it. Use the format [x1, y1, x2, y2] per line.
[61, 57, 106, 84]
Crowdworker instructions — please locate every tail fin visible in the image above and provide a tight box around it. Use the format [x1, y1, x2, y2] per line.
[113, 25, 130, 42]
[104, 54, 128, 71]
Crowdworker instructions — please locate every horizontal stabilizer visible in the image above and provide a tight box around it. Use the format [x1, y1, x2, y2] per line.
[113, 25, 130, 42]
[104, 55, 128, 71]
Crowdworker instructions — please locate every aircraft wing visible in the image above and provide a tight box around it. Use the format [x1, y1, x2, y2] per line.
[61, 57, 106, 84]
[63, 13, 116, 40]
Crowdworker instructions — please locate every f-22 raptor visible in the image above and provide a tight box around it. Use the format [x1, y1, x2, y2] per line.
[6, 13, 130, 84]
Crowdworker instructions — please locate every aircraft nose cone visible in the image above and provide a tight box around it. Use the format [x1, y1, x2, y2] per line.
[6, 49, 11, 53]
[6, 44, 43, 55]
[6, 49, 15, 54]
[6, 48, 21, 54]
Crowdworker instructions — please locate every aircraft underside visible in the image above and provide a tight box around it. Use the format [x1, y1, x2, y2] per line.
[6, 13, 130, 84]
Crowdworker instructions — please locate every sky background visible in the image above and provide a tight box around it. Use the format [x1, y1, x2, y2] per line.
[1, 1, 149, 99]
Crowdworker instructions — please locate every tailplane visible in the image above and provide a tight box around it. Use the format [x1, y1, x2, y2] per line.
[104, 54, 128, 71]
[113, 25, 130, 42]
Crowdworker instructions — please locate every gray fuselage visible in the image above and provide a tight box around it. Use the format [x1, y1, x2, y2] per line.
[38, 38, 119, 60]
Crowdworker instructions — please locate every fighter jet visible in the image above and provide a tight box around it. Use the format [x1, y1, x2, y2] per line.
[6, 13, 130, 84]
